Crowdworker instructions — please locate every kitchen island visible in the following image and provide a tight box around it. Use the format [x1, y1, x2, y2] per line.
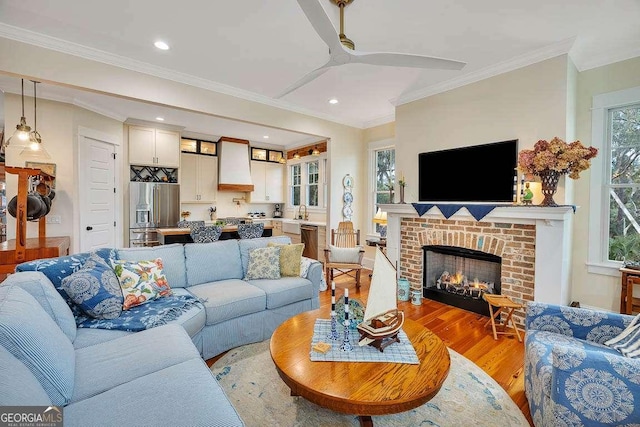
[157, 225, 273, 244]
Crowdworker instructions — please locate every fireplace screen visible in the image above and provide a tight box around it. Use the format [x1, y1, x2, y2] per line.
[423, 245, 501, 316]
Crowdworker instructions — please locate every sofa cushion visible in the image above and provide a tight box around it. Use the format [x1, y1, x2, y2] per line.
[0, 345, 52, 405]
[248, 276, 314, 309]
[72, 324, 200, 402]
[268, 242, 304, 276]
[184, 240, 243, 285]
[61, 253, 123, 319]
[188, 279, 266, 325]
[73, 329, 132, 349]
[64, 358, 244, 427]
[238, 236, 291, 276]
[1, 271, 77, 342]
[244, 246, 281, 280]
[0, 286, 75, 405]
[117, 244, 187, 288]
[110, 258, 172, 310]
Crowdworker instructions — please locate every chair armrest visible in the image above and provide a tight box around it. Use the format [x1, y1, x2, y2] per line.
[526, 302, 634, 344]
[549, 345, 640, 423]
[304, 258, 325, 293]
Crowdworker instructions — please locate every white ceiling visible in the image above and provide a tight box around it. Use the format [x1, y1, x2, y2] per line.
[0, 0, 639, 132]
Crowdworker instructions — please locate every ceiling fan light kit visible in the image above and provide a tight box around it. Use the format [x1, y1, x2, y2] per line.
[277, 0, 466, 98]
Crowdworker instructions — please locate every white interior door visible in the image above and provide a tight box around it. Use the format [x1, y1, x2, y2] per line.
[79, 134, 117, 252]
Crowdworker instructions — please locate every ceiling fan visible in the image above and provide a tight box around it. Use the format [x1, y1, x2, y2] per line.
[277, 0, 466, 98]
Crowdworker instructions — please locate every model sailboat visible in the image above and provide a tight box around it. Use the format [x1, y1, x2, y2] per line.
[357, 247, 405, 352]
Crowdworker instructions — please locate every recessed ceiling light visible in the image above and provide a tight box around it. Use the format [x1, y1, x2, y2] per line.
[154, 41, 170, 50]
[328, 98, 339, 104]
[155, 117, 165, 121]
[263, 135, 269, 139]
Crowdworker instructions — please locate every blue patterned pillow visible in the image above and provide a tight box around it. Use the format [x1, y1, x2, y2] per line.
[244, 247, 281, 280]
[61, 253, 123, 319]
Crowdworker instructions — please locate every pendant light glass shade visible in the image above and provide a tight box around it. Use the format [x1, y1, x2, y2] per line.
[293, 152, 300, 159]
[20, 80, 50, 160]
[312, 146, 320, 156]
[4, 79, 32, 149]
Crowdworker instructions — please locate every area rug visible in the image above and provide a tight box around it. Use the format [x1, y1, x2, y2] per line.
[211, 340, 529, 427]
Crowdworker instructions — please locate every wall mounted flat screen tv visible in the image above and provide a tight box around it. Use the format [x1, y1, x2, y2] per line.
[418, 140, 518, 202]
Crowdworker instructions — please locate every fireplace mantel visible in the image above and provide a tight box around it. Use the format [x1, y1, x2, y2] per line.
[380, 203, 576, 306]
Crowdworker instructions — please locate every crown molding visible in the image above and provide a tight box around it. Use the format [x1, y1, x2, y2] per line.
[363, 113, 395, 129]
[73, 99, 127, 122]
[574, 46, 640, 72]
[394, 38, 577, 107]
[0, 23, 367, 129]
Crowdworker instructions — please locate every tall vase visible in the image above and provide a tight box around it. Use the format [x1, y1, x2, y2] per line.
[399, 186, 405, 204]
[539, 170, 561, 207]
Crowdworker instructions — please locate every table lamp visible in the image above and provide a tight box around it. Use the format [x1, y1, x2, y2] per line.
[373, 208, 388, 239]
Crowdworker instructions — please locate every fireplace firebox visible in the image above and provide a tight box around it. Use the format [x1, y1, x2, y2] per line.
[423, 245, 501, 316]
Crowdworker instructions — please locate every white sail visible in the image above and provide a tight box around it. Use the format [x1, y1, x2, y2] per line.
[363, 247, 398, 321]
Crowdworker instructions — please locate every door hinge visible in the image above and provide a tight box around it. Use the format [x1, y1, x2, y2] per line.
[114, 221, 116, 227]
[114, 188, 116, 193]
[112, 152, 116, 159]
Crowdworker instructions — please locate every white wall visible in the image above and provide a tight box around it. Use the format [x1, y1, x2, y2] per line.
[3, 94, 123, 252]
[571, 56, 640, 311]
[396, 55, 571, 206]
[0, 37, 365, 249]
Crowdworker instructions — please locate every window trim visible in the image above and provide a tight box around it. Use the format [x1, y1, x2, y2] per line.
[287, 153, 327, 212]
[367, 139, 395, 238]
[588, 85, 640, 277]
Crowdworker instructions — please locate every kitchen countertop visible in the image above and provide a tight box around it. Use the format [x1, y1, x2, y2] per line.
[158, 224, 274, 236]
[280, 219, 326, 227]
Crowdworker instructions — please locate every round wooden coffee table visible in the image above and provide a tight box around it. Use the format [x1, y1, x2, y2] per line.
[270, 310, 450, 426]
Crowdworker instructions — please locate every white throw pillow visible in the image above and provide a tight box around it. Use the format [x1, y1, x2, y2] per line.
[605, 313, 640, 358]
[328, 245, 362, 264]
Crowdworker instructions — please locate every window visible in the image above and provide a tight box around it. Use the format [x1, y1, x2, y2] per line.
[368, 141, 395, 236]
[291, 164, 301, 206]
[589, 86, 640, 275]
[288, 155, 326, 208]
[307, 161, 319, 207]
[607, 105, 640, 261]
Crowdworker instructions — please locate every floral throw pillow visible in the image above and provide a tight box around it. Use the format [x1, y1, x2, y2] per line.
[61, 253, 123, 319]
[244, 247, 281, 280]
[110, 258, 172, 310]
[267, 242, 305, 276]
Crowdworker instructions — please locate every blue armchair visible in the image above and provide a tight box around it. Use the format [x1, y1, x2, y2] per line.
[525, 302, 640, 426]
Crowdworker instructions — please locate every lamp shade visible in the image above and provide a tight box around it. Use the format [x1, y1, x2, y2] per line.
[373, 208, 387, 225]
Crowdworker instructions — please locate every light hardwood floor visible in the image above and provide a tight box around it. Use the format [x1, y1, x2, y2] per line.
[207, 269, 533, 426]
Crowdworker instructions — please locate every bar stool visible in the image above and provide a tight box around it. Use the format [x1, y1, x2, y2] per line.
[483, 294, 523, 342]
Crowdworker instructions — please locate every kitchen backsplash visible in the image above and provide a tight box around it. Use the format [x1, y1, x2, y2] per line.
[181, 192, 281, 221]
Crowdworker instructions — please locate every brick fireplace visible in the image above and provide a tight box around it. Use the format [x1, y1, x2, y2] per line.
[381, 204, 575, 326]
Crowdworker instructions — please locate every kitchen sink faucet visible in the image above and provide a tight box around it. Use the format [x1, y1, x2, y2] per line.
[297, 205, 308, 220]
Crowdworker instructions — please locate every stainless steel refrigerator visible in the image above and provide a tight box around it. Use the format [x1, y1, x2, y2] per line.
[129, 182, 180, 247]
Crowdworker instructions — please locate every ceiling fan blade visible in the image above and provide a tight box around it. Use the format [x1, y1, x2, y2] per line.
[276, 64, 332, 98]
[350, 50, 466, 71]
[297, 0, 343, 52]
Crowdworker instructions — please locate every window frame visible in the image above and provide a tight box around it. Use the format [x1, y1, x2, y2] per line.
[588, 85, 640, 276]
[287, 153, 327, 211]
[367, 139, 395, 238]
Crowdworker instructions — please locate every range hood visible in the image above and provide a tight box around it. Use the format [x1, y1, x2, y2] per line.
[217, 137, 254, 192]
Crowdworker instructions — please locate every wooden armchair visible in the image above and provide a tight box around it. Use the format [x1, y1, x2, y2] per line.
[324, 221, 365, 289]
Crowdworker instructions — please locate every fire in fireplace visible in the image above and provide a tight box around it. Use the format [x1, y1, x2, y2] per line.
[423, 245, 501, 317]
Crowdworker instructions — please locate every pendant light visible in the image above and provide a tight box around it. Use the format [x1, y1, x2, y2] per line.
[293, 151, 301, 159]
[20, 80, 51, 160]
[312, 146, 320, 156]
[4, 79, 32, 149]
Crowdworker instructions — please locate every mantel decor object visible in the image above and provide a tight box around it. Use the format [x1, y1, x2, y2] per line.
[399, 173, 406, 204]
[518, 137, 598, 207]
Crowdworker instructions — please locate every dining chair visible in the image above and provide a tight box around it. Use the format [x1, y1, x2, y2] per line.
[237, 223, 264, 239]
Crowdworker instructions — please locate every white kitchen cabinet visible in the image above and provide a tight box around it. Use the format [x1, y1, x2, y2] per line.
[180, 153, 217, 203]
[129, 125, 180, 167]
[248, 161, 284, 203]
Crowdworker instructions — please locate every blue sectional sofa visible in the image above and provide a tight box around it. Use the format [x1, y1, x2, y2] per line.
[0, 236, 323, 426]
[525, 302, 640, 426]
